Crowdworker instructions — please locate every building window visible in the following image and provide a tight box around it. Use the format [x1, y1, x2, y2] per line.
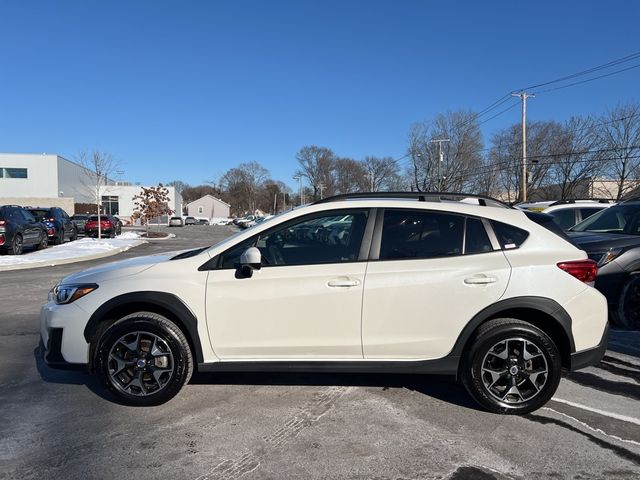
[1, 167, 28, 178]
[198, 206, 204, 214]
[101, 196, 120, 215]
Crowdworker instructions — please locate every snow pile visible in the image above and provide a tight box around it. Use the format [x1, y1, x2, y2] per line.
[0, 233, 146, 270]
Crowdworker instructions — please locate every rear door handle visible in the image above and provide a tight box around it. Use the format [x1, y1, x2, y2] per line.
[464, 275, 497, 285]
[327, 278, 361, 288]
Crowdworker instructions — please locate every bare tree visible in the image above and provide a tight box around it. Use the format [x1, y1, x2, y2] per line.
[219, 161, 270, 214]
[333, 157, 367, 194]
[597, 103, 640, 200]
[408, 111, 484, 192]
[550, 116, 603, 199]
[295, 146, 335, 200]
[363, 156, 402, 191]
[77, 149, 118, 239]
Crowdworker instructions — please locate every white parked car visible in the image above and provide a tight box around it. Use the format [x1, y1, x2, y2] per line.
[40, 192, 608, 414]
[516, 200, 613, 230]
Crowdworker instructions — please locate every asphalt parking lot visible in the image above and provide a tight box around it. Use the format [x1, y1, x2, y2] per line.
[1, 225, 640, 480]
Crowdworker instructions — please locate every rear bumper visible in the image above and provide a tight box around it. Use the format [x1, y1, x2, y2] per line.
[569, 322, 609, 371]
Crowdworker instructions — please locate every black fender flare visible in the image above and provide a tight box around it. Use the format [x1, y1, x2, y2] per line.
[448, 296, 575, 358]
[83, 291, 204, 364]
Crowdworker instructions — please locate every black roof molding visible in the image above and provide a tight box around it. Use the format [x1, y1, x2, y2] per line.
[313, 192, 512, 209]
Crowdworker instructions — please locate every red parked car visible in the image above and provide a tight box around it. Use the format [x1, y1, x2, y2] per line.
[84, 215, 122, 238]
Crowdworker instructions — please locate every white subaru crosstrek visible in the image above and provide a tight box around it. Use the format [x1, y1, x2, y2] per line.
[40, 193, 609, 414]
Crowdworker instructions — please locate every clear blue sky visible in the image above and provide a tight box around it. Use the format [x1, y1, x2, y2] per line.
[1, 1, 638, 188]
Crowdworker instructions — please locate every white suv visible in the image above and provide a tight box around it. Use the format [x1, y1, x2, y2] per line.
[40, 193, 608, 414]
[517, 200, 612, 230]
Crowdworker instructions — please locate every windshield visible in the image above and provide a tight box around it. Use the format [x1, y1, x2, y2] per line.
[570, 204, 640, 235]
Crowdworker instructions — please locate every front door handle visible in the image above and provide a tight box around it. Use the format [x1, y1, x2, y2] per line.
[327, 278, 361, 288]
[464, 275, 497, 285]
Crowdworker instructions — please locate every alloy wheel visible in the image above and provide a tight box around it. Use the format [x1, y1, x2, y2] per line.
[107, 331, 175, 396]
[621, 277, 640, 329]
[13, 235, 23, 255]
[480, 337, 548, 404]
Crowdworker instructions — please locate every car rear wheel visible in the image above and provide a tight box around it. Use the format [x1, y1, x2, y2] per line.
[617, 275, 640, 330]
[460, 318, 561, 415]
[8, 233, 23, 255]
[70, 228, 78, 242]
[54, 229, 64, 245]
[36, 231, 48, 250]
[95, 312, 193, 406]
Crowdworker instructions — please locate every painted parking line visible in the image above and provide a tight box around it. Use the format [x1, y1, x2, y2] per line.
[551, 397, 640, 427]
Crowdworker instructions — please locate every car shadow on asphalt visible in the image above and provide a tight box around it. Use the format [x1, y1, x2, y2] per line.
[33, 346, 114, 402]
[191, 371, 481, 411]
[33, 343, 480, 409]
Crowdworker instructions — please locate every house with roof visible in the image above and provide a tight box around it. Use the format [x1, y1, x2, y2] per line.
[186, 194, 230, 220]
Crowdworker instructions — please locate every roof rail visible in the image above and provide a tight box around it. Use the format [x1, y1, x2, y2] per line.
[621, 196, 640, 203]
[313, 192, 512, 208]
[548, 198, 614, 206]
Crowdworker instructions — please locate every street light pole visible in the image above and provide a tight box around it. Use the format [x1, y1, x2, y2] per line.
[293, 175, 303, 206]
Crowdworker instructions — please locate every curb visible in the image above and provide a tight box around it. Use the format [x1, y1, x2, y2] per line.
[0, 240, 147, 272]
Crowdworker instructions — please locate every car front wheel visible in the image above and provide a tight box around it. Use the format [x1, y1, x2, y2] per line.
[460, 318, 561, 415]
[95, 312, 193, 406]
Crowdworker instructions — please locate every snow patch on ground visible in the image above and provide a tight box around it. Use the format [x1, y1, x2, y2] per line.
[0, 232, 146, 270]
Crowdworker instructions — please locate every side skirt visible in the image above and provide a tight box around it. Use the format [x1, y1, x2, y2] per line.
[197, 356, 460, 375]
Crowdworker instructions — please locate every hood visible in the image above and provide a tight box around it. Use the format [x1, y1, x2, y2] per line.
[60, 249, 199, 284]
[567, 231, 640, 253]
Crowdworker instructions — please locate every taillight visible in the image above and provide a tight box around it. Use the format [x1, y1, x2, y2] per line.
[0, 234, 4, 245]
[48, 218, 55, 222]
[557, 260, 598, 286]
[0, 220, 5, 226]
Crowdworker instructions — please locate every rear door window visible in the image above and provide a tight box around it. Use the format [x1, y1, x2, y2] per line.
[465, 217, 493, 254]
[380, 210, 464, 260]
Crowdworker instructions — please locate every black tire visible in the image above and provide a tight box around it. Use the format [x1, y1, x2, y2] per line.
[8, 233, 23, 255]
[460, 318, 561, 415]
[54, 229, 64, 245]
[36, 231, 48, 250]
[95, 312, 193, 406]
[616, 275, 640, 330]
[109, 229, 116, 239]
[70, 228, 78, 242]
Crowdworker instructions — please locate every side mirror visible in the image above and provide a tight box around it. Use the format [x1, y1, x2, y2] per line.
[238, 247, 262, 278]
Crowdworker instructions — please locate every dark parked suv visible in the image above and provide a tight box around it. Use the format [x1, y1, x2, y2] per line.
[0, 205, 48, 255]
[28, 207, 77, 245]
[569, 199, 640, 329]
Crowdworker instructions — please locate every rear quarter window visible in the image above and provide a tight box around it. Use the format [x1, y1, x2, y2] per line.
[490, 221, 529, 249]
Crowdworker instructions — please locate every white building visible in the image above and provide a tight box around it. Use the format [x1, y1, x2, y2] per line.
[0, 153, 182, 221]
[96, 184, 182, 224]
[0, 153, 100, 214]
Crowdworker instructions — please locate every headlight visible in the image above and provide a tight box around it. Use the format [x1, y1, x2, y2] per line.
[49, 284, 98, 305]
[590, 248, 624, 267]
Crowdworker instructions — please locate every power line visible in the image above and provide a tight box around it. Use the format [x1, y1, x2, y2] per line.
[534, 63, 640, 94]
[519, 50, 640, 91]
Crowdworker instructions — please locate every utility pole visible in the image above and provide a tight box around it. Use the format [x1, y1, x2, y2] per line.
[318, 182, 326, 200]
[430, 139, 450, 190]
[511, 91, 535, 202]
[293, 175, 303, 206]
[368, 172, 375, 192]
[281, 191, 287, 212]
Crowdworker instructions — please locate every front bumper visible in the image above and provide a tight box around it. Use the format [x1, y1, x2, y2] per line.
[569, 322, 609, 371]
[40, 330, 86, 371]
[40, 302, 90, 368]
